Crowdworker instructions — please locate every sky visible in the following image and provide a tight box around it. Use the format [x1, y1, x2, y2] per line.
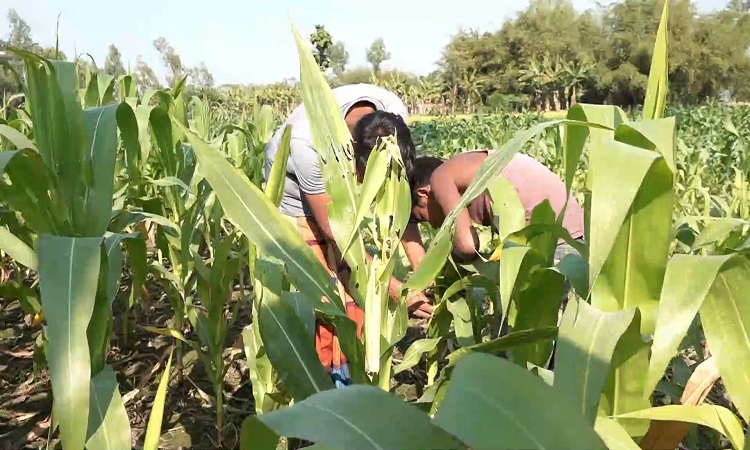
[0, 0, 730, 86]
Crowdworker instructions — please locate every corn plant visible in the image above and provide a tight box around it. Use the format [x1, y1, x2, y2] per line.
[0, 49, 147, 450]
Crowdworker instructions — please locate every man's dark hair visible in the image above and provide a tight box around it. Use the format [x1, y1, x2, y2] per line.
[352, 110, 415, 176]
[409, 156, 445, 204]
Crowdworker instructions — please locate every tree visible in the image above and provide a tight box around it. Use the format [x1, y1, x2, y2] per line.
[310, 25, 333, 71]
[104, 44, 126, 77]
[153, 37, 185, 87]
[330, 41, 349, 76]
[7, 9, 32, 50]
[366, 38, 391, 73]
[190, 62, 215, 89]
[134, 55, 161, 91]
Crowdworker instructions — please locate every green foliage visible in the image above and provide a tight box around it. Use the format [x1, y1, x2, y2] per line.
[366, 37, 391, 73]
[310, 25, 333, 71]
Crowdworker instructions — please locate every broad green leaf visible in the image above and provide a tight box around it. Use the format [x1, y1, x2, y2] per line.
[692, 218, 747, 249]
[173, 120, 345, 316]
[645, 254, 731, 397]
[39, 235, 102, 450]
[259, 289, 334, 402]
[143, 351, 173, 450]
[616, 118, 677, 176]
[394, 338, 442, 374]
[282, 291, 316, 339]
[239, 416, 280, 450]
[555, 299, 637, 423]
[512, 268, 565, 367]
[243, 385, 464, 450]
[0, 123, 36, 151]
[141, 326, 190, 344]
[0, 226, 37, 269]
[434, 353, 606, 450]
[699, 255, 750, 421]
[82, 104, 119, 236]
[447, 296, 476, 348]
[0, 148, 71, 235]
[243, 325, 276, 415]
[556, 253, 589, 299]
[291, 23, 368, 304]
[486, 175, 525, 240]
[564, 104, 626, 194]
[593, 417, 640, 450]
[445, 326, 558, 369]
[340, 139, 389, 256]
[85, 366, 131, 450]
[264, 125, 291, 207]
[145, 176, 193, 194]
[642, 0, 669, 121]
[499, 246, 532, 320]
[616, 405, 745, 450]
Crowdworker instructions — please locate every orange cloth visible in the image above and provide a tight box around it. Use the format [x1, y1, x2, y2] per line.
[293, 216, 363, 369]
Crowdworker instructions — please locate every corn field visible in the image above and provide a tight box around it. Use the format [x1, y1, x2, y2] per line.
[1, 4, 749, 450]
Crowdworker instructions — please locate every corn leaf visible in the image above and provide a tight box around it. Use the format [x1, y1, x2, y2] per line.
[0, 123, 36, 151]
[642, 0, 669, 121]
[445, 326, 558, 369]
[0, 226, 37, 269]
[645, 254, 731, 397]
[699, 255, 750, 421]
[593, 417, 641, 450]
[242, 385, 464, 450]
[265, 125, 292, 208]
[260, 283, 334, 402]
[616, 118, 677, 177]
[82, 104, 119, 237]
[555, 299, 638, 424]
[85, 366, 131, 450]
[393, 338, 441, 374]
[143, 350, 173, 450]
[616, 405, 744, 450]
[174, 119, 345, 316]
[434, 353, 606, 450]
[39, 234, 102, 450]
[486, 175, 525, 240]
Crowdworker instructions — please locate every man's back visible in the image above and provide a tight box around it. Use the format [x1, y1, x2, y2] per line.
[263, 84, 408, 217]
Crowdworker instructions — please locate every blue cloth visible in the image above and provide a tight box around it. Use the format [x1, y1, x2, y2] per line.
[328, 363, 352, 388]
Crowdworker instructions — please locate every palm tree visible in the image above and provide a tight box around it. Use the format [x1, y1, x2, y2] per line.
[460, 69, 483, 113]
[564, 59, 592, 107]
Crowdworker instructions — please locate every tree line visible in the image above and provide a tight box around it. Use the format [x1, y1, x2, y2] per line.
[2, 0, 749, 115]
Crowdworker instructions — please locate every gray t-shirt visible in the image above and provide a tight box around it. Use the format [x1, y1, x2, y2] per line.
[263, 84, 409, 217]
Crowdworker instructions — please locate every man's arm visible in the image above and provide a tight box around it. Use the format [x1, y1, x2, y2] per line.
[401, 221, 426, 270]
[430, 165, 479, 262]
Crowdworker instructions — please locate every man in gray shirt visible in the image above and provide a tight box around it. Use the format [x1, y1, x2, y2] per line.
[263, 84, 432, 319]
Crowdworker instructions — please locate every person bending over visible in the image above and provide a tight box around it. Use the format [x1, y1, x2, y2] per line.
[263, 86, 431, 387]
[409, 151, 585, 264]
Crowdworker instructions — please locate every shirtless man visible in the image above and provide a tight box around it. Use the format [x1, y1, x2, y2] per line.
[408, 151, 585, 264]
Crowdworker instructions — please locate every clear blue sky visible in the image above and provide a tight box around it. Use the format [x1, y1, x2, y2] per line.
[1, 0, 729, 86]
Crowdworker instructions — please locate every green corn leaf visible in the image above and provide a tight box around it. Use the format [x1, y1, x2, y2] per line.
[434, 353, 606, 450]
[173, 119, 345, 316]
[642, 0, 669, 121]
[145, 176, 193, 194]
[242, 324, 276, 415]
[0, 123, 37, 151]
[393, 338, 442, 374]
[555, 299, 638, 424]
[241, 385, 464, 450]
[116, 103, 142, 179]
[616, 118, 677, 177]
[143, 350, 173, 450]
[0, 226, 37, 269]
[82, 104, 119, 237]
[699, 255, 750, 422]
[0, 148, 71, 235]
[259, 287, 334, 402]
[39, 234, 102, 450]
[593, 417, 641, 450]
[486, 175, 525, 240]
[282, 291, 316, 339]
[499, 246, 533, 321]
[512, 267, 566, 367]
[616, 405, 744, 450]
[645, 254, 731, 397]
[85, 366, 131, 450]
[564, 104, 627, 195]
[445, 326, 558, 369]
[264, 125, 291, 208]
[555, 253, 589, 299]
[692, 218, 747, 250]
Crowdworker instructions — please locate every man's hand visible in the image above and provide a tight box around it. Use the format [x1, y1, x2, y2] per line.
[405, 291, 434, 319]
